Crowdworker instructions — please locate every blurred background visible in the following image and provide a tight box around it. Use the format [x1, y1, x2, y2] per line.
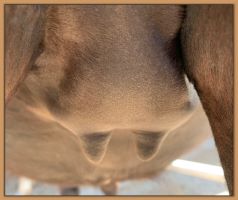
[5, 135, 228, 195]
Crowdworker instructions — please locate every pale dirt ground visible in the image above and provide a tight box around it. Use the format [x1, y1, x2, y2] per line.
[5, 136, 228, 196]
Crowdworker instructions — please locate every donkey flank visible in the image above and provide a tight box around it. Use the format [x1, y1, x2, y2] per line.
[5, 5, 233, 195]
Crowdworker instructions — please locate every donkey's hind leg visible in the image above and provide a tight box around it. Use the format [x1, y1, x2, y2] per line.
[60, 187, 79, 195]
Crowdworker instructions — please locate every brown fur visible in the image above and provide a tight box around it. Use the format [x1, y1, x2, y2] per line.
[181, 5, 234, 194]
[5, 5, 47, 103]
[5, 5, 233, 195]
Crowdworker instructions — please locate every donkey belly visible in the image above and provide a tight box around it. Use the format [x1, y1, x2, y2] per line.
[5, 93, 210, 186]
